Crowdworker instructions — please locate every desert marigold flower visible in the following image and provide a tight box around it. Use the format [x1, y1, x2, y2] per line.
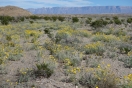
[95, 86, 99, 88]
[6, 79, 10, 82]
[97, 65, 100, 68]
[107, 64, 110, 67]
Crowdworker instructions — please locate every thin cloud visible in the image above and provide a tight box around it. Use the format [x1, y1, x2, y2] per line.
[0, 0, 93, 8]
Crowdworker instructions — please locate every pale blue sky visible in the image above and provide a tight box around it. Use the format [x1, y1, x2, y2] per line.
[0, 0, 132, 9]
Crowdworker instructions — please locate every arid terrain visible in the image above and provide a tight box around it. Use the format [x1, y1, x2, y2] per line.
[0, 6, 132, 88]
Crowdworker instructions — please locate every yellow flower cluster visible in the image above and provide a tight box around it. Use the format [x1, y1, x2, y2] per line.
[119, 35, 130, 42]
[45, 41, 75, 54]
[57, 28, 74, 36]
[57, 26, 91, 37]
[124, 74, 132, 81]
[84, 62, 120, 84]
[19, 68, 32, 75]
[49, 55, 56, 61]
[65, 58, 72, 66]
[77, 30, 92, 36]
[11, 34, 20, 42]
[127, 51, 132, 56]
[25, 29, 43, 37]
[93, 33, 120, 42]
[68, 67, 80, 74]
[84, 41, 103, 49]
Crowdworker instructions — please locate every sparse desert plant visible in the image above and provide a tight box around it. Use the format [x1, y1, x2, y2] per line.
[119, 56, 132, 68]
[79, 63, 120, 88]
[29, 20, 34, 24]
[121, 19, 125, 23]
[122, 74, 132, 88]
[88, 17, 92, 21]
[35, 63, 54, 78]
[0, 59, 3, 65]
[86, 17, 92, 24]
[113, 29, 127, 37]
[100, 28, 127, 37]
[6, 35, 12, 41]
[76, 30, 92, 37]
[118, 43, 132, 54]
[113, 16, 119, 20]
[92, 33, 120, 43]
[44, 28, 51, 34]
[109, 20, 114, 24]
[17, 68, 34, 83]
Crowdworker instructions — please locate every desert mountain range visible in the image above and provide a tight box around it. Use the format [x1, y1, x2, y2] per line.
[27, 6, 132, 14]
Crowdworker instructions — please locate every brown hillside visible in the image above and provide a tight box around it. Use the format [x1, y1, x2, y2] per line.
[0, 6, 32, 16]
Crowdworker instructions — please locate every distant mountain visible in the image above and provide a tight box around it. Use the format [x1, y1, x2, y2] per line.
[27, 6, 132, 14]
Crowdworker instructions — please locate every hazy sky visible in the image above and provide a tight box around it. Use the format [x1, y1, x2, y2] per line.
[0, 0, 132, 9]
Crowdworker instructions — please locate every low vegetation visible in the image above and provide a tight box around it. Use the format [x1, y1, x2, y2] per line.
[0, 14, 132, 88]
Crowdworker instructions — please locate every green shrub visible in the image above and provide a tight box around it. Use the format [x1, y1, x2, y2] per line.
[90, 19, 108, 28]
[121, 19, 125, 22]
[35, 63, 53, 78]
[105, 17, 110, 20]
[88, 17, 92, 21]
[43, 16, 51, 20]
[109, 20, 113, 24]
[19, 17, 25, 21]
[44, 28, 51, 34]
[112, 16, 121, 25]
[58, 16, 65, 22]
[29, 15, 40, 20]
[113, 16, 118, 20]
[114, 19, 122, 25]
[0, 59, 3, 65]
[1, 17, 9, 25]
[127, 18, 132, 23]
[29, 21, 34, 24]
[51, 16, 57, 22]
[6, 35, 12, 41]
[72, 17, 79, 23]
